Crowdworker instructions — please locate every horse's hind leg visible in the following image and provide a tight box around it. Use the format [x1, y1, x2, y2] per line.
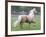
[17, 16, 23, 29]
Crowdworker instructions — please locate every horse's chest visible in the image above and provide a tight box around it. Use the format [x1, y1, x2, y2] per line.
[27, 15, 34, 20]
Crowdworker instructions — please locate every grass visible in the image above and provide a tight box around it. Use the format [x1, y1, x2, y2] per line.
[11, 15, 41, 31]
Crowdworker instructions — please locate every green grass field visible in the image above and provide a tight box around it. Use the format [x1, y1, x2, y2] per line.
[11, 15, 41, 31]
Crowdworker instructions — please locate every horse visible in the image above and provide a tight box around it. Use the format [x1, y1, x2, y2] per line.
[13, 8, 37, 28]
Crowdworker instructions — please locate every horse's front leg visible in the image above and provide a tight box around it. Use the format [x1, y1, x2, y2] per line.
[20, 22, 23, 29]
[31, 18, 36, 26]
[32, 17, 36, 23]
[29, 22, 31, 30]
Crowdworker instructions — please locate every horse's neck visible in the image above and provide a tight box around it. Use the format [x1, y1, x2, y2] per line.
[29, 10, 34, 16]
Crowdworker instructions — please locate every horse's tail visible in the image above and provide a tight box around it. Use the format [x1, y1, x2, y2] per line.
[13, 21, 18, 27]
[13, 15, 22, 27]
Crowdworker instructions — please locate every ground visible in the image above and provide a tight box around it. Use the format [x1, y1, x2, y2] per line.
[11, 15, 41, 31]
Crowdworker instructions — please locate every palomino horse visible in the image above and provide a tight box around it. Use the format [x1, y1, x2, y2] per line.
[13, 8, 37, 28]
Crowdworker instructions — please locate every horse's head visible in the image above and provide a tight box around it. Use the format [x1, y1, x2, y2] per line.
[29, 8, 37, 15]
[33, 8, 37, 13]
